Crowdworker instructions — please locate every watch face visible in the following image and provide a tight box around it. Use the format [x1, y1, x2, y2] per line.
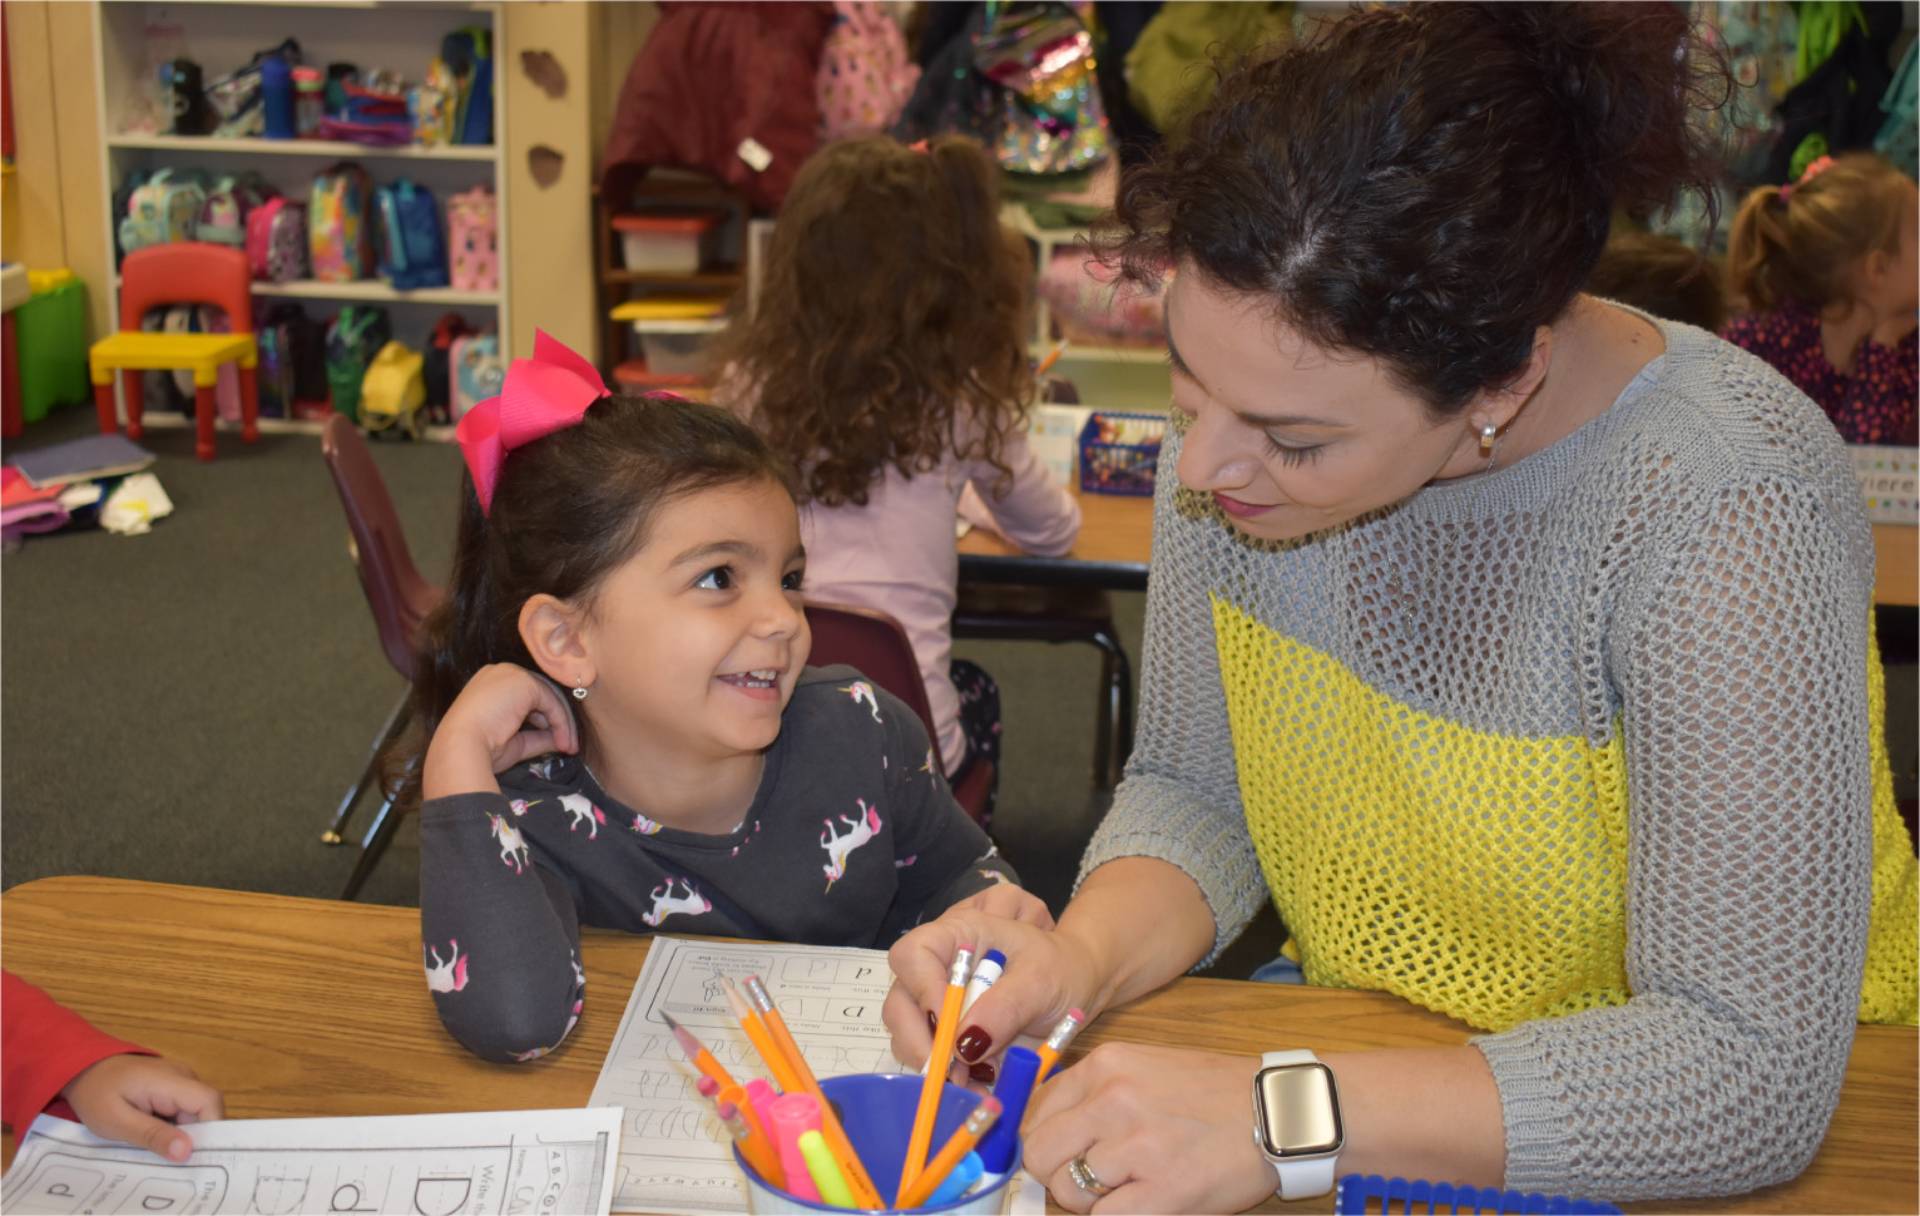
[1256, 1063, 1343, 1158]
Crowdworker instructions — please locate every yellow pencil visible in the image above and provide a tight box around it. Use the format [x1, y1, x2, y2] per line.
[742, 975, 887, 1210]
[1032, 1007, 1085, 1083]
[722, 976, 807, 1095]
[716, 1095, 786, 1190]
[898, 945, 974, 1203]
[663, 1009, 739, 1091]
[895, 1097, 1002, 1210]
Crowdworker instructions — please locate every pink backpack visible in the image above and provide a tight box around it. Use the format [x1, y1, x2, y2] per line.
[815, 0, 919, 141]
[446, 186, 497, 293]
[245, 197, 310, 282]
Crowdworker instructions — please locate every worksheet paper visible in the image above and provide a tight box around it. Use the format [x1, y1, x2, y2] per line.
[0, 1107, 621, 1216]
[585, 935, 1045, 1215]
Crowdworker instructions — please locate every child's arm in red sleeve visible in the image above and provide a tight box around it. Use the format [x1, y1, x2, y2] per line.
[2, 969, 154, 1132]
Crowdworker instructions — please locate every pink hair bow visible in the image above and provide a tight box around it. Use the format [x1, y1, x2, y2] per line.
[1781, 155, 1837, 202]
[456, 330, 610, 515]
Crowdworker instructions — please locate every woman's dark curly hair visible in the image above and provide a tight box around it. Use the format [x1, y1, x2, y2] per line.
[711, 135, 1033, 507]
[1095, 2, 1732, 414]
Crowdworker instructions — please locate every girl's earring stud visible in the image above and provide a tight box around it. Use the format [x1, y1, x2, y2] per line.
[571, 686, 590, 701]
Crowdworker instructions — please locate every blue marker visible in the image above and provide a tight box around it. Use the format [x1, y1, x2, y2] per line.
[924, 1152, 984, 1206]
[975, 1045, 1040, 1174]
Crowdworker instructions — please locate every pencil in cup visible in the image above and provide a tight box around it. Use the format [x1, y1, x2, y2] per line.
[894, 1096, 1001, 1210]
[899, 946, 974, 1202]
[743, 974, 888, 1209]
[724, 975, 810, 1096]
[720, 1084, 786, 1190]
[665, 1008, 740, 1091]
[731, 1074, 1020, 1215]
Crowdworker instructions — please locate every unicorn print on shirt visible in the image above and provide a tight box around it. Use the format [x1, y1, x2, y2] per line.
[822, 799, 883, 892]
[630, 810, 664, 835]
[490, 813, 531, 874]
[839, 681, 882, 723]
[424, 940, 469, 993]
[557, 792, 606, 838]
[643, 877, 712, 927]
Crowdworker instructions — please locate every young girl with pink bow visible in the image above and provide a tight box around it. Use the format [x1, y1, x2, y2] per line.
[391, 332, 1047, 1063]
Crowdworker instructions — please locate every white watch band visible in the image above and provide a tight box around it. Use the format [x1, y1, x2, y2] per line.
[1260, 1050, 1338, 1199]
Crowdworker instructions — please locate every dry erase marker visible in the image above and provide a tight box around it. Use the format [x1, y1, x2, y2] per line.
[717, 1097, 785, 1190]
[900, 945, 974, 1201]
[797, 1129, 857, 1209]
[959, 948, 1005, 1021]
[721, 1083, 779, 1183]
[663, 1008, 739, 1091]
[743, 975, 886, 1209]
[1032, 1007, 1084, 1083]
[896, 1096, 1001, 1210]
[976, 1045, 1040, 1174]
[766, 1092, 825, 1204]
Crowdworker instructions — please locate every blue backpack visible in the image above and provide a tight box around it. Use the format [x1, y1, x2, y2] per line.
[375, 180, 450, 290]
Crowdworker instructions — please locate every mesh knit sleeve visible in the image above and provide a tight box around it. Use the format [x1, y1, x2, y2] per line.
[1074, 426, 1268, 964]
[1474, 475, 1875, 1200]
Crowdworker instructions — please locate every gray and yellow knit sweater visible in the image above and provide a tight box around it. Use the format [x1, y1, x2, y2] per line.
[1081, 314, 1917, 1201]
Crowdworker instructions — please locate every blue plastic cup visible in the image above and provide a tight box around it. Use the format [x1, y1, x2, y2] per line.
[733, 1074, 1020, 1215]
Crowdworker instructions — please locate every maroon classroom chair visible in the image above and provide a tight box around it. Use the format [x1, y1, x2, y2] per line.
[804, 599, 995, 825]
[319, 413, 446, 899]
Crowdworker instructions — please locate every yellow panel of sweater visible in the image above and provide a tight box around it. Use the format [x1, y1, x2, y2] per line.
[1214, 597, 1918, 1031]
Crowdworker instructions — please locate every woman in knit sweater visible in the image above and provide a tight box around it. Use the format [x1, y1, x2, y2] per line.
[884, 4, 1918, 1211]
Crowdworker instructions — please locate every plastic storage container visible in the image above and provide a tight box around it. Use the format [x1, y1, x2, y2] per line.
[14, 271, 91, 424]
[733, 1073, 1018, 1215]
[1077, 410, 1167, 496]
[614, 212, 724, 275]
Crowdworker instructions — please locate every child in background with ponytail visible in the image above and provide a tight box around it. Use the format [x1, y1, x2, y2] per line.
[1722, 153, 1918, 445]
[394, 333, 1044, 1064]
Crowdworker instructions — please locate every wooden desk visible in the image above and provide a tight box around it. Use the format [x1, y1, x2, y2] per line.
[959, 489, 1151, 591]
[1874, 523, 1917, 609]
[3, 876, 1913, 1214]
[958, 496, 1918, 608]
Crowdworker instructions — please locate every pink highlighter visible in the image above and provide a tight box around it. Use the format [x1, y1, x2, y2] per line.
[764, 1092, 825, 1202]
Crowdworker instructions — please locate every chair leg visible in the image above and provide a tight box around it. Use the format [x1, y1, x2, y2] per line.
[93, 380, 119, 435]
[340, 795, 401, 901]
[323, 693, 411, 844]
[1087, 628, 1135, 791]
[123, 369, 146, 438]
[193, 382, 217, 461]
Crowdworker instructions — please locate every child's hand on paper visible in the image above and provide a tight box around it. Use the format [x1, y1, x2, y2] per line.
[61, 1054, 225, 1162]
[425, 663, 581, 801]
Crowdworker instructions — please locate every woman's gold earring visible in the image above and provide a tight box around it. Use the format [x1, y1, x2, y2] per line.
[1479, 423, 1500, 471]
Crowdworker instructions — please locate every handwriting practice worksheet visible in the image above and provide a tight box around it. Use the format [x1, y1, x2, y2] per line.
[0, 1107, 620, 1216]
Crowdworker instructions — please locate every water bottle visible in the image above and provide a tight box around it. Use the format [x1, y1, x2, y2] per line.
[261, 55, 295, 139]
[293, 67, 324, 137]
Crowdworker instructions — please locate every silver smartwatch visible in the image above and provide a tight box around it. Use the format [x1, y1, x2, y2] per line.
[1251, 1049, 1343, 1199]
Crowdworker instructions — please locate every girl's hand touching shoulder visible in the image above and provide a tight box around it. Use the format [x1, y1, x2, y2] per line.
[424, 663, 580, 801]
[61, 1054, 225, 1162]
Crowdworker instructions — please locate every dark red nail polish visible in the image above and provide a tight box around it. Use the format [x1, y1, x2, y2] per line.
[968, 1060, 997, 1085]
[956, 1026, 993, 1063]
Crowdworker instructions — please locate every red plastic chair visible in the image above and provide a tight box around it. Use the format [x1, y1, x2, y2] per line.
[92, 243, 259, 461]
[319, 414, 446, 898]
[804, 599, 995, 825]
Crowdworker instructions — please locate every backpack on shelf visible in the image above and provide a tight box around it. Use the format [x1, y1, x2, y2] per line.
[204, 37, 302, 138]
[112, 170, 150, 266]
[309, 162, 375, 281]
[445, 186, 497, 292]
[374, 180, 450, 290]
[119, 168, 207, 255]
[197, 173, 275, 248]
[424, 312, 478, 421]
[261, 302, 330, 417]
[359, 341, 428, 438]
[164, 306, 244, 422]
[440, 26, 495, 145]
[246, 197, 310, 282]
[448, 332, 503, 420]
[325, 305, 392, 420]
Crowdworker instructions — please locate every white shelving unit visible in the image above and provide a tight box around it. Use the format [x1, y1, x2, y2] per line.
[92, 0, 509, 432]
[1002, 204, 1171, 411]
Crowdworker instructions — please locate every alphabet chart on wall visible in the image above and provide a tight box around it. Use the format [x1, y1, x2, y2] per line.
[586, 936, 909, 1214]
[0, 1106, 620, 1215]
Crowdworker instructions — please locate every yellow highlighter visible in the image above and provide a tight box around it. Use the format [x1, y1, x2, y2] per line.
[797, 1129, 857, 1209]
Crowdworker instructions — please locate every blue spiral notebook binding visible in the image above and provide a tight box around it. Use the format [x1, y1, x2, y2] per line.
[1334, 1174, 1622, 1214]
